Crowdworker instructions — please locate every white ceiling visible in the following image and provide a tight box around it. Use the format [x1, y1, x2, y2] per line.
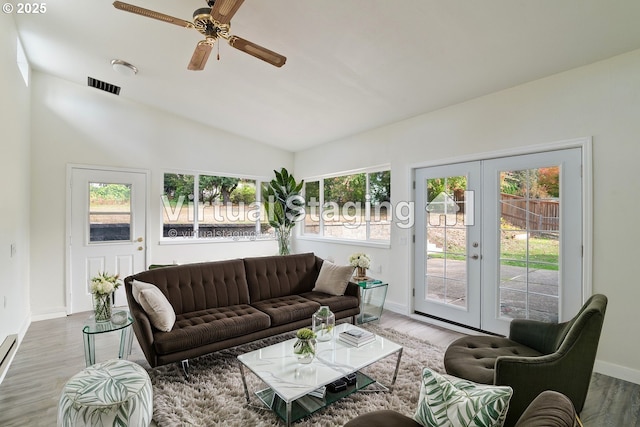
[13, 0, 640, 152]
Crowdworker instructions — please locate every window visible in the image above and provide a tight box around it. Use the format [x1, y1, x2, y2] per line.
[89, 183, 131, 242]
[162, 172, 269, 240]
[303, 168, 391, 242]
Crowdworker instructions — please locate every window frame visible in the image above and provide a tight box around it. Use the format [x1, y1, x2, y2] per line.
[159, 169, 271, 244]
[299, 165, 392, 247]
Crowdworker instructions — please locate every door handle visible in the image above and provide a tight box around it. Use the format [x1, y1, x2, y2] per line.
[471, 254, 480, 260]
[138, 246, 144, 251]
[137, 237, 143, 242]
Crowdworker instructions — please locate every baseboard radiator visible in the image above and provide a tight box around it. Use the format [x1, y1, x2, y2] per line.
[0, 335, 18, 382]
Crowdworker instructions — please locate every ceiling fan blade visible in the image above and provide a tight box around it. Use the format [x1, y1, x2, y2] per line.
[228, 36, 286, 67]
[188, 40, 214, 71]
[210, 0, 245, 25]
[113, 1, 194, 28]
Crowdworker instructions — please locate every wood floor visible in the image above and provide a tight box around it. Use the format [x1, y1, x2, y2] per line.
[0, 310, 638, 426]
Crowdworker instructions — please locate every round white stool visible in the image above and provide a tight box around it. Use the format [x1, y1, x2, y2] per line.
[57, 359, 153, 427]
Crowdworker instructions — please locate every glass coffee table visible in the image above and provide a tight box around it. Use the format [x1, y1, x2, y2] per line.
[237, 323, 403, 426]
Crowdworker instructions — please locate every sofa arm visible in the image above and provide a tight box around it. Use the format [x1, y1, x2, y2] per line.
[344, 410, 420, 427]
[345, 281, 361, 305]
[509, 319, 569, 354]
[125, 280, 158, 367]
[514, 390, 577, 427]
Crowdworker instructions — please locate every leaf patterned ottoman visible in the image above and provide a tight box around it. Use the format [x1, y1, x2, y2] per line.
[57, 359, 153, 427]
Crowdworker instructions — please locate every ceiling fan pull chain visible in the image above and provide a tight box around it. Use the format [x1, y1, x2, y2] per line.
[217, 41, 220, 61]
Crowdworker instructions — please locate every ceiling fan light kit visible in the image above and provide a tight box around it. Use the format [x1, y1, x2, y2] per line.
[112, 0, 286, 71]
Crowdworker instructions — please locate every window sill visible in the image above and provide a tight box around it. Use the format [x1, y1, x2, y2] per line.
[296, 235, 391, 249]
[159, 237, 275, 245]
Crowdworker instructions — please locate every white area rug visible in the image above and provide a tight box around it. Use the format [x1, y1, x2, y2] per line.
[148, 324, 445, 426]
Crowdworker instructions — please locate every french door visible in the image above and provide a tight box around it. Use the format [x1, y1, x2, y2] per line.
[414, 148, 583, 335]
[68, 167, 147, 313]
[414, 162, 482, 328]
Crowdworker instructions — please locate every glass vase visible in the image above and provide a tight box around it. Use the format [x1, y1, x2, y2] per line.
[356, 267, 367, 278]
[276, 228, 291, 255]
[293, 338, 317, 364]
[312, 306, 335, 342]
[93, 293, 112, 322]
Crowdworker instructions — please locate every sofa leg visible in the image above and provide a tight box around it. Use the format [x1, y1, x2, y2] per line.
[352, 315, 357, 325]
[181, 359, 190, 380]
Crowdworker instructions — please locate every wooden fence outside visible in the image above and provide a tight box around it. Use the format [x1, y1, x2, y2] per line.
[500, 193, 559, 232]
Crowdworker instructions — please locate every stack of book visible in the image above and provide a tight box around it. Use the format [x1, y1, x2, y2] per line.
[338, 328, 376, 347]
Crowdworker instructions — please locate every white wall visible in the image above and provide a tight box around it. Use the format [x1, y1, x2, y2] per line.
[294, 49, 640, 383]
[29, 72, 293, 319]
[0, 15, 31, 347]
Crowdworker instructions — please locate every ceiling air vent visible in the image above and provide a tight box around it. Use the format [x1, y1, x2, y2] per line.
[87, 77, 121, 95]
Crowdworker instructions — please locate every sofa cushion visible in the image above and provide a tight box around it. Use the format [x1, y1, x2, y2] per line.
[244, 253, 319, 302]
[444, 335, 543, 384]
[312, 261, 355, 296]
[414, 368, 513, 427]
[153, 305, 270, 355]
[251, 295, 321, 326]
[300, 291, 359, 314]
[137, 287, 176, 332]
[127, 259, 251, 315]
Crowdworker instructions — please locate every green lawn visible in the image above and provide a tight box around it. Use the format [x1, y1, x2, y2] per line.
[428, 235, 559, 271]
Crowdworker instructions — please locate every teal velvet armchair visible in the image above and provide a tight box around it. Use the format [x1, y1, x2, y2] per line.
[444, 294, 607, 427]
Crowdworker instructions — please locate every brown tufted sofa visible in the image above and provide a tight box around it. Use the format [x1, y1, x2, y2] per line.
[124, 252, 360, 369]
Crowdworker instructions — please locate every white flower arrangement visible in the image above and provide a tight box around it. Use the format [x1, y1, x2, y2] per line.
[90, 272, 121, 295]
[349, 253, 371, 269]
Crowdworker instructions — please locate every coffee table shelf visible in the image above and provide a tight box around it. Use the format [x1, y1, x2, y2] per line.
[256, 371, 376, 424]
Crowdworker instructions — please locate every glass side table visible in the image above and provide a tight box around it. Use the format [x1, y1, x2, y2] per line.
[82, 310, 134, 367]
[356, 280, 389, 324]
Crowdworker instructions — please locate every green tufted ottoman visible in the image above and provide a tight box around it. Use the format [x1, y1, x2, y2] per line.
[57, 359, 153, 427]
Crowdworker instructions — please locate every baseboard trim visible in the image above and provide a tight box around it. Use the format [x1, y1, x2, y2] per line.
[593, 360, 640, 385]
[30, 310, 68, 322]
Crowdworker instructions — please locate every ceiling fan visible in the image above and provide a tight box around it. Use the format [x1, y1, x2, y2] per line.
[112, 0, 286, 70]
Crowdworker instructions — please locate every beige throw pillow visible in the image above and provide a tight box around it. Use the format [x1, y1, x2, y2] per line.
[312, 261, 355, 296]
[131, 279, 155, 304]
[133, 282, 176, 332]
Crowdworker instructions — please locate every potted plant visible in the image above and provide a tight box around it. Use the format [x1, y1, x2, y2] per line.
[293, 328, 317, 364]
[90, 272, 121, 322]
[264, 167, 305, 255]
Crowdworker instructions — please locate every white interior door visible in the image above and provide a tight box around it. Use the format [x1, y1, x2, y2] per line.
[69, 167, 147, 313]
[414, 162, 482, 328]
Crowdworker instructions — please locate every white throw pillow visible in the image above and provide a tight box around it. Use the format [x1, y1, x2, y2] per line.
[137, 287, 176, 332]
[312, 261, 355, 296]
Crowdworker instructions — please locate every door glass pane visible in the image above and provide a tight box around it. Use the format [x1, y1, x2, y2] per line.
[424, 175, 468, 309]
[499, 167, 560, 322]
[89, 183, 131, 242]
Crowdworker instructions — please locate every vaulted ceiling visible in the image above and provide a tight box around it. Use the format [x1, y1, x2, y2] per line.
[13, 0, 640, 151]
